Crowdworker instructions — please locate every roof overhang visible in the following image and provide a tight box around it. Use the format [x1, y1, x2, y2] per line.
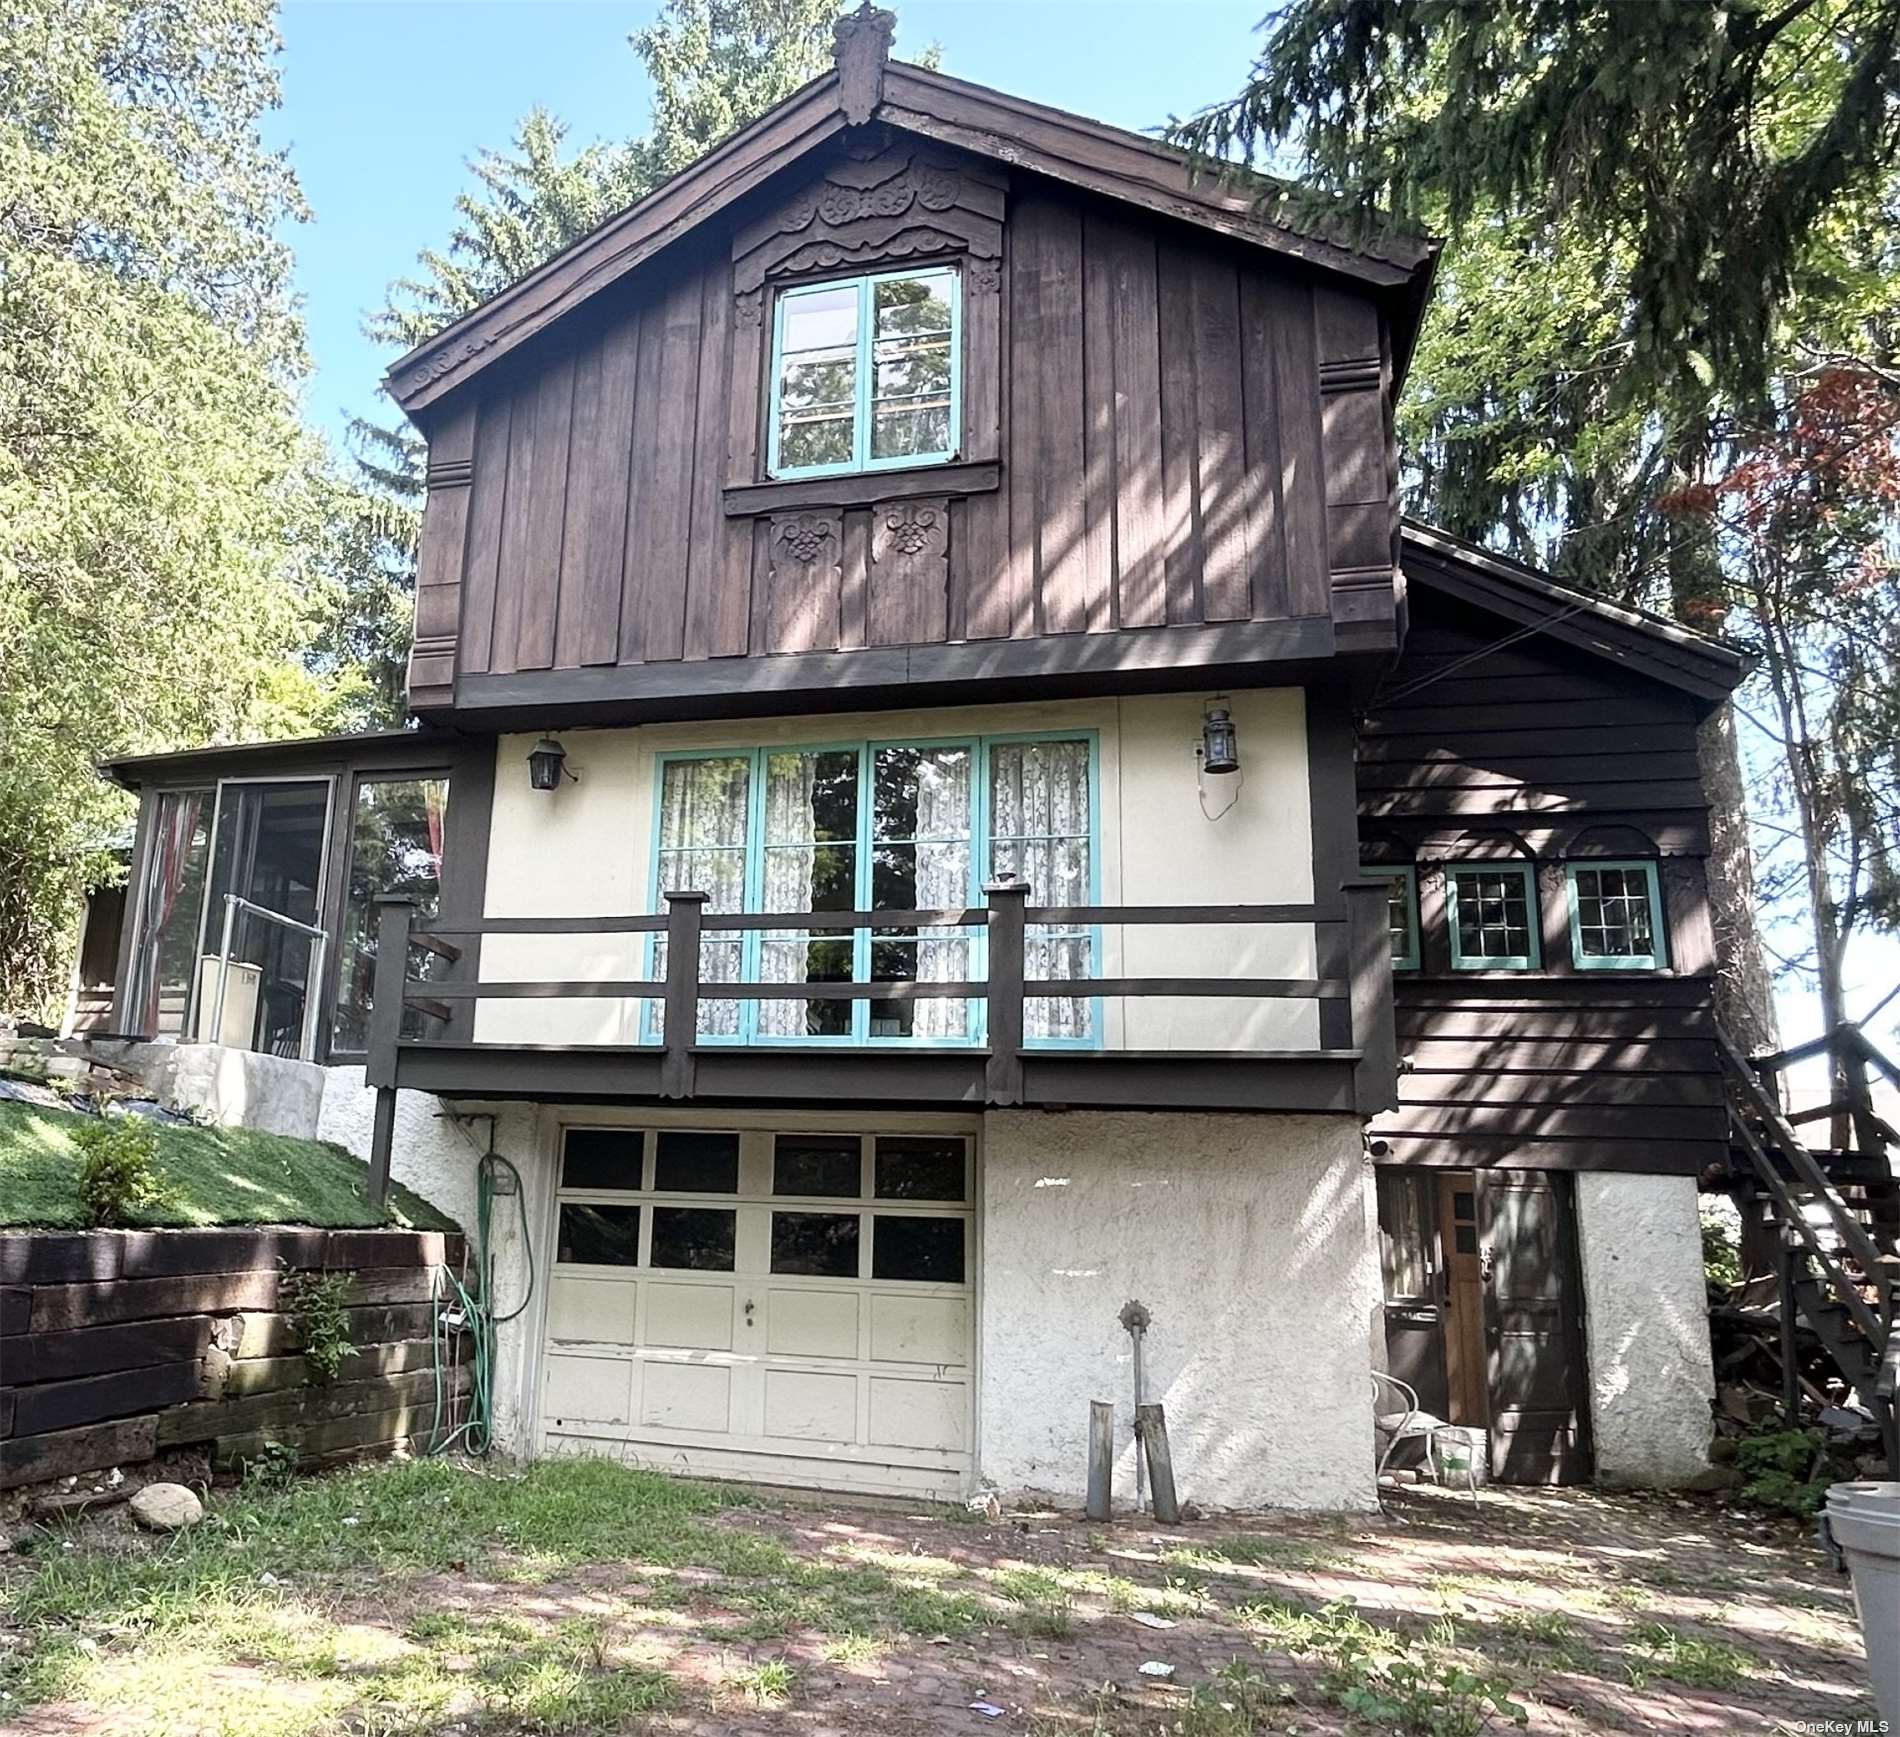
[385, 38, 1438, 420]
[1400, 521, 1749, 706]
[99, 726, 472, 790]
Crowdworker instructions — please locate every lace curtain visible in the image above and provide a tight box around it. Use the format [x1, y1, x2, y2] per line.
[655, 756, 749, 1037]
[904, 746, 973, 1039]
[988, 740, 1092, 1040]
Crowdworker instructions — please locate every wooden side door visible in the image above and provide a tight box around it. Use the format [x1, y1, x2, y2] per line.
[1436, 1171, 1489, 1429]
[1477, 1168, 1593, 1485]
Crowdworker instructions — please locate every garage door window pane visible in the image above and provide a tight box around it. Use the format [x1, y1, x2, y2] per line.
[562, 1129, 645, 1190]
[873, 1214, 964, 1282]
[649, 1206, 736, 1271]
[653, 1130, 740, 1193]
[771, 1211, 860, 1277]
[557, 1204, 640, 1267]
[774, 1135, 861, 1197]
[874, 1136, 965, 1201]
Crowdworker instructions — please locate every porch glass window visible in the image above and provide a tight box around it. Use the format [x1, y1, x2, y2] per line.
[768, 267, 960, 478]
[649, 735, 1092, 1044]
[1446, 864, 1540, 970]
[130, 788, 212, 1036]
[331, 775, 449, 1051]
[1363, 866, 1420, 971]
[1566, 862, 1665, 970]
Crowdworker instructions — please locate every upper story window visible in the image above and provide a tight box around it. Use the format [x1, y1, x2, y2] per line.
[1566, 861, 1666, 970]
[768, 266, 960, 479]
[1446, 863, 1540, 971]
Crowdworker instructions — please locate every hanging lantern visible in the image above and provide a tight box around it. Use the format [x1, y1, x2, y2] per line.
[527, 737, 570, 791]
[1200, 706, 1240, 776]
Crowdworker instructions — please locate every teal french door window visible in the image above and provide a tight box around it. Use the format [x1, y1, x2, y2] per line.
[1363, 865, 1420, 971]
[767, 267, 961, 479]
[647, 733, 1097, 1047]
[1566, 861, 1666, 970]
[1445, 863, 1540, 970]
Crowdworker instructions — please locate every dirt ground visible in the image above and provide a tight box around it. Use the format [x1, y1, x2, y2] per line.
[1, 1471, 1878, 1736]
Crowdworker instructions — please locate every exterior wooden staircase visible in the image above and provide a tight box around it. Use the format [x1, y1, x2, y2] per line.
[1719, 1024, 1900, 1474]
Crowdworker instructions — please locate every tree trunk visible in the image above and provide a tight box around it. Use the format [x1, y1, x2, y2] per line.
[1696, 704, 1780, 1054]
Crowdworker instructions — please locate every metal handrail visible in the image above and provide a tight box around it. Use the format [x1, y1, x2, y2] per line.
[208, 893, 329, 1062]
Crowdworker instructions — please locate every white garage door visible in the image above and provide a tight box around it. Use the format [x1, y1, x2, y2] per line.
[538, 1124, 975, 1498]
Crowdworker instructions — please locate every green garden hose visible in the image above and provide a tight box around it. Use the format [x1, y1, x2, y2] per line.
[431, 1148, 532, 1456]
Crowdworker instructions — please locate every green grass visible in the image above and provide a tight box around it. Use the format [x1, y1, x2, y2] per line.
[0, 1457, 1000, 1731]
[0, 1100, 454, 1229]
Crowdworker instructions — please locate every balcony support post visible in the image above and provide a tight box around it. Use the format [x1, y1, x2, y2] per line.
[661, 891, 708, 1100]
[984, 880, 1027, 1106]
[1343, 878, 1399, 1116]
[365, 895, 414, 1206]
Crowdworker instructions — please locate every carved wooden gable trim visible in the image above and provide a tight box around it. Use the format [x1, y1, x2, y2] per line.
[732, 138, 1005, 297]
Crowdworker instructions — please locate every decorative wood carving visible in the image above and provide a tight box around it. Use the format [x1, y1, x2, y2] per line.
[868, 496, 949, 645]
[732, 143, 1005, 295]
[832, 3, 896, 126]
[767, 510, 845, 652]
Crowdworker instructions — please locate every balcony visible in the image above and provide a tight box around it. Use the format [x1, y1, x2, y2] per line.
[361, 882, 1399, 1198]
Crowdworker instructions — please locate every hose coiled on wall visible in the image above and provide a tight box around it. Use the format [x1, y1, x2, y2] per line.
[431, 1147, 533, 1456]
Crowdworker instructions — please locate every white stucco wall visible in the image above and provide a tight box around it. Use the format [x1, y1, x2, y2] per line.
[318, 1068, 547, 1455]
[978, 1108, 1379, 1511]
[1574, 1171, 1714, 1487]
[478, 690, 1317, 1051]
[120, 1042, 328, 1139]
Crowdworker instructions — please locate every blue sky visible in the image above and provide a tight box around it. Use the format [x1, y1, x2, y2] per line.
[267, 0, 1266, 439]
[263, 0, 1898, 1066]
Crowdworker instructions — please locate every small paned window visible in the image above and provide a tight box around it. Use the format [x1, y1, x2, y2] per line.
[1447, 864, 1539, 970]
[648, 1205, 736, 1271]
[771, 1211, 860, 1277]
[653, 1130, 740, 1193]
[1567, 861, 1666, 970]
[1363, 867, 1420, 971]
[557, 1204, 640, 1267]
[768, 268, 960, 479]
[872, 1214, 965, 1283]
[562, 1129, 644, 1190]
[773, 1135, 862, 1197]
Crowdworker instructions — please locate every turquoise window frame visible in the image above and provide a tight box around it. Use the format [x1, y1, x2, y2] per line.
[642, 731, 1100, 1049]
[1445, 862, 1541, 971]
[977, 729, 1103, 1052]
[1566, 860, 1667, 971]
[766, 266, 963, 481]
[1364, 865, 1420, 971]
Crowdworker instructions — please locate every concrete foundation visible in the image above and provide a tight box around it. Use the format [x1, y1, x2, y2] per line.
[976, 1109, 1380, 1511]
[1575, 1171, 1715, 1486]
[317, 1069, 543, 1454]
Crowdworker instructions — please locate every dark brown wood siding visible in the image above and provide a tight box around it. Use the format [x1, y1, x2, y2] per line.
[409, 158, 1399, 715]
[1359, 585, 1725, 1176]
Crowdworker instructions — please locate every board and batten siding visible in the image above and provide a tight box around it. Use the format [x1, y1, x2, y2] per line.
[1359, 587, 1726, 1176]
[408, 164, 1398, 714]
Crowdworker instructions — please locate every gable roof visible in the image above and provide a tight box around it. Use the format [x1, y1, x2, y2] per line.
[1400, 521, 1748, 706]
[386, 8, 1439, 418]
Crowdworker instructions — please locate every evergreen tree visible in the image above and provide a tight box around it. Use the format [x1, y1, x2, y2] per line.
[1175, 0, 1900, 1041]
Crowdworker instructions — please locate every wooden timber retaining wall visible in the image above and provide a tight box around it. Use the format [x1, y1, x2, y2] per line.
[0, 1228, 469, 1490]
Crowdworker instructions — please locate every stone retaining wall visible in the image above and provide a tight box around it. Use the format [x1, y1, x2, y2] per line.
[0, 1228, 469, 1490]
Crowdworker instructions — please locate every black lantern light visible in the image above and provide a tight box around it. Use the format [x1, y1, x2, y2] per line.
[527, 737, 573, 791]
[1200, 705, 1240, 776]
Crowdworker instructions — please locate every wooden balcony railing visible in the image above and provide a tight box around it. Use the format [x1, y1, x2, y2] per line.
[362, 880, 1399, 1200]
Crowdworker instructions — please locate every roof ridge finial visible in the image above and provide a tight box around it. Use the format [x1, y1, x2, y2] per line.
[833, 1, 896, 126]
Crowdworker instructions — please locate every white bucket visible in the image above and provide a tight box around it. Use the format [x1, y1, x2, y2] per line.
[1824, 1479, 1900, 1726]
[1431, 1426, 1489, 1488]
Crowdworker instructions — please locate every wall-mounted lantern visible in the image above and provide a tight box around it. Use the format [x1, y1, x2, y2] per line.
[1199, 705, 1240, 776]
[527, 737, 576, 791]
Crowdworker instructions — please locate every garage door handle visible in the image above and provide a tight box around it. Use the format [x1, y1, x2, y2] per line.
[743, 1299, 756, 1323]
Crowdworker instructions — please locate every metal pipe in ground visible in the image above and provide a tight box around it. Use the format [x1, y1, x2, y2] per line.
[1119, 1299, 1151, 1513]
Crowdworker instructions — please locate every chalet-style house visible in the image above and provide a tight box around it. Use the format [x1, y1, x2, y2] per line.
[86, 11, 1765, 1509]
